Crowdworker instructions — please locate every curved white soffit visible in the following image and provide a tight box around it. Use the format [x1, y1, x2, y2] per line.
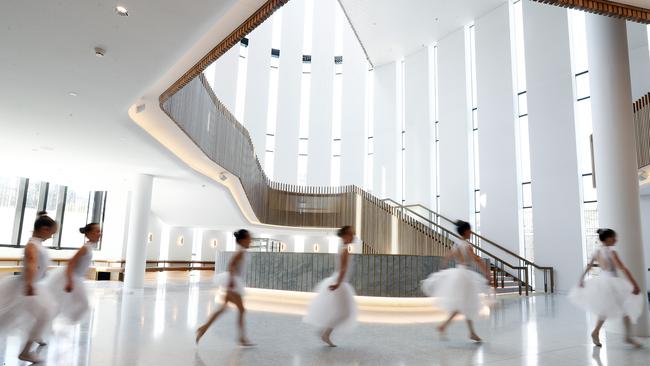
[129, 1, 339, 231]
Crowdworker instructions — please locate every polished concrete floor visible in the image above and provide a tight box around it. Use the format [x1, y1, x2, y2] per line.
[1, 272, 648, 365]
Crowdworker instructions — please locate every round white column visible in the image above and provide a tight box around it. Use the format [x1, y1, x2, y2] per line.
[587, 14, 649, 336]
[124, 174, 154, 290]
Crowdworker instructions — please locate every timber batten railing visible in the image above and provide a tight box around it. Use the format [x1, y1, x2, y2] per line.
[634, 92, 650, 169]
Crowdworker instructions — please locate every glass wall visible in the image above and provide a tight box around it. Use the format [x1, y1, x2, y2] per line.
[0, 176, 106, 249]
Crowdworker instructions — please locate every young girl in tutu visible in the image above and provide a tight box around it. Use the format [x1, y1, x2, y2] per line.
[421, 220, 491, 342]
[570, 228, 644, 347]
[196, 229, 254, 347]
[46, 222, 100, 323]
[0, 212, 57, 363]
[304, 225, 358, 347]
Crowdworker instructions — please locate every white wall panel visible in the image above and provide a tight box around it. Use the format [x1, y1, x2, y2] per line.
[212, 45, 240, 114]
[475, 4, 521, 255]
[640, 195, 650, 289]
[404, 48, 433, 207]
[244, 20, 273, 164]
[372, 62, 400, 199]
[146, 213, 163, 260]
[307, 0, 335, 185]
[274, 0, 305, 184]
[340, 15, 367, 186]
[201, 230, 229, 261]
[167, 227, 194, 261]
[627, 22, 650, 101]
[437, 28, 473, 222]
[524, 2, 583, 292]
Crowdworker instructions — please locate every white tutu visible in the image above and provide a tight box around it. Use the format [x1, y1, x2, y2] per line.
[213, 272, 245, 296]
[44, 267, 90, 323]
[0, 275, 54, 337]
[304, 274, 357, 331]
[569, 274, 645, 322]
[421, 266, 492, 320]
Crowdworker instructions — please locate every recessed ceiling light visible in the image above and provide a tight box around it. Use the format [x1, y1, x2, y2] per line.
[68, 92, 78, 97]
[115, 5, 128, 16]
[94, 47, 106, 57]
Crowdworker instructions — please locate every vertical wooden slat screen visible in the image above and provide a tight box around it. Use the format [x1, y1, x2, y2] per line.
[161, 74, 454, 256]
[634, 92, 650, 169]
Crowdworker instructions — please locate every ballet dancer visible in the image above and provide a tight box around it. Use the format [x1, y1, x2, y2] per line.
[304, 225, 358, 347]
[421, 220, 491, 342]
[46, 222, 100, 323]
[0, 211, 57, 364]
[570, 228, 644, 348]
[196, 229, 254, 347]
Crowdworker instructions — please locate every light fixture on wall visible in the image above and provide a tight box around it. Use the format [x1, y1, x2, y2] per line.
[348, 245, 353, 253]
[211, 239, 218, 248]
[147, 233, 154, 243]
[280, 242, 287, 252]
[177, 236, 184, 247]
[313, 243, 319, 252]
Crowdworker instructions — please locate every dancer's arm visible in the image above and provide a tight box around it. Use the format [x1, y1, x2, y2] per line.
[578, 257, 595, 287]
[611, 251, 641, 295]
[470, 248, 491, 282]
[329, 250, 349, 291]
[65, 246, 88, 292]
[23, 243, 38, 296]
[227, 251, 244, 290]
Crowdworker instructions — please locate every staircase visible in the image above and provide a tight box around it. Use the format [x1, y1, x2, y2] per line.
[160, 72, 553, 295]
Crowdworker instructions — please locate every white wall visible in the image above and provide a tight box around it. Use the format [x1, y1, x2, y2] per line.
[211, 44, 240, 113]
[475, 4, 521, 254]
[146, 213, 163, 260]
[627, 22, 650, 101]
[307, 0, 335, 185]
[640, 195, 650, 288]
[437, 28, 473, 222]
[404, 47, 434, 207]
[201, 229, 230, 262]
[243, 19, 272, 162]
[166, 227, 194, 261]
[273, 0, 305, 184]
[372, 62, 400, 199]
[340, 13, 367, 186]
[524, 2, 584, 292]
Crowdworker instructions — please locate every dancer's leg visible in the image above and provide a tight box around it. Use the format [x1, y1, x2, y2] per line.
[228, 293, 253, 346]
[466, 319, 481, 342]
[196, 297, 230, 344]
[321, 328, 336, 347]
[591, 318, 605, 347]
[623, 316, 641, 348]
[438, 311, 459, 335]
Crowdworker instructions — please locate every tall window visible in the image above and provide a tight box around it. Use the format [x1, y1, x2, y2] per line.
[330, 6, 344, 186]
[400, 59, 406, 204]
[0, 177, 106, 249]
[235, 38, 249, 122]
[512, 0, 534, 260]
[569, 10, 599, 262]
[433, 46, 441, 213]
[468, 25, 480, 232]
[264, 10, 283, 179]
[365, 67, 375, 192]
[297, 0, 314, 185]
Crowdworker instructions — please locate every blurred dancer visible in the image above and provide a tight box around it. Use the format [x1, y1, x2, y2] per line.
[46, 222, 100, 323]
[421, 220, 491, 342]
[196, 229, 254, 347]
[304, 225, 358, 347]
[0, 212, 57, 363]
[570, 228, 643, 348]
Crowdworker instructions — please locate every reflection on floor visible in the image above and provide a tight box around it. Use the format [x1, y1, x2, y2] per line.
[0, 272, 648, 365]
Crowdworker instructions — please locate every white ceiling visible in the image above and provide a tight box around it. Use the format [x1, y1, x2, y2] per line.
[339, 0, 507, 66]
[0, 0, 243, 190]
[617, 0, 650, 9]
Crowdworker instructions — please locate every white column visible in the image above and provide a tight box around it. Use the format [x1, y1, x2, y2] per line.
[404, 47, 433, 207]
[212, 45, 240, 113]
[307, 0, 335, 185]
[372, 62, 400, 199]
[475, 4, 521, 255]
[626, 22, 650, 101]
[340, 14, 367, 186]
[587, 14, 649, 335]
[641, 195, 650, 293]
[124, 174, 153, 290]
[524, 1, 584, 292]
[243, 20, 272, 163]
[438, 28, 473, 222]
[273, 0, 304, 184]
